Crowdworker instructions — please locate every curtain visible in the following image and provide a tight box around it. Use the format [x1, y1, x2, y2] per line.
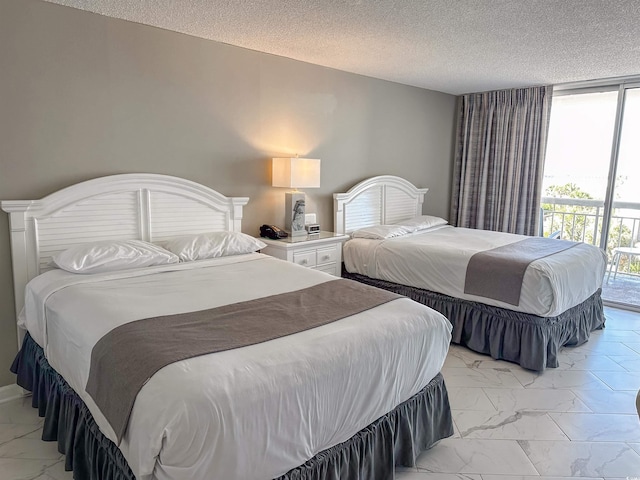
[450, 85, 553, 235]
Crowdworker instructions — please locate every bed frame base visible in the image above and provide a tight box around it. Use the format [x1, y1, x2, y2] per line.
[12, 333, 453, 480]
[343, 269, 605, 371]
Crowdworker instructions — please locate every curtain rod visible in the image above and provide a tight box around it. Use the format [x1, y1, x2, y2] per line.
[553, 74, 640, 92]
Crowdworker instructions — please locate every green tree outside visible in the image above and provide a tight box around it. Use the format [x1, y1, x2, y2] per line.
[541, 183, 639, 273]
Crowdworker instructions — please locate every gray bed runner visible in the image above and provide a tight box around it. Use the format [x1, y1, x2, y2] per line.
[464, 237, 579, 306]
[85, 278, 402, 443]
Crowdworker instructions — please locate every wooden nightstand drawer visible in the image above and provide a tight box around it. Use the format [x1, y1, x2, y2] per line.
[316, 246, 338, 265]
[293, 250, 317, 268]
[257, 231, 348, 277]
[315, 263, 338, 275]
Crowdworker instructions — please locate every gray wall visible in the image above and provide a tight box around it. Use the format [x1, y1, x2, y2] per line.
[0, 0, 456, 387]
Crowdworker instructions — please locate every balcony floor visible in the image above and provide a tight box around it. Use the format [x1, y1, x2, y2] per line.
[601, 269, 640, 308]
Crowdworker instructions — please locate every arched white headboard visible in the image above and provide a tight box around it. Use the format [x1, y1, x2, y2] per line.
[333, 176, 428, 234]
[1, 173, 249, 336]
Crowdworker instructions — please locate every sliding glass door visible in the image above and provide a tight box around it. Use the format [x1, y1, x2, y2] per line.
[604, 88, 640, 307]
[541, 84, 640, 309]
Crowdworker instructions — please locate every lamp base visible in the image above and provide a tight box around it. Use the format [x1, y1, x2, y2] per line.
[285, 192, 307, 237]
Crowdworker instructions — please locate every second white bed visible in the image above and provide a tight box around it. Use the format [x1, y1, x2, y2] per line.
[344, 225, 606, 317]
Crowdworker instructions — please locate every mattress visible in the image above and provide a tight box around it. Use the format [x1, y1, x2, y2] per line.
[21, 253, 452, 480]
[343, 226, 607, 317]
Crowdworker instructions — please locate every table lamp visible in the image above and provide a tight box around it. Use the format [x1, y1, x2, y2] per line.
[272, 157, 321, 237]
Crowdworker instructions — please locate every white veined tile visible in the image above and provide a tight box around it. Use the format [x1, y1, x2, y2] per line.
[482, 388, 591, 412]
[0, 424, 42, 445]
[444, 346, 504, 370]
[441, 367, 524, 389]
[0, 458, 63, 480]
[0, 398, 43, 425]
[0, 438, 63, 460]
[573, 388, 639, 414]
[590, 327, 640, 341]
[482, 476, 605, 480]
[555, 352, 628, 372]
[447, 387, 496, 411]
[415, 438, 538, 475]
[452, 410, 568, 440]
[519, 440, 640, 477]
[397, 472, 482, 479]
[549, 412, 640, 442]
[568, 339, 639, 356]
[510, 369, 610, 390]
[592, 370, 640, 391]
[608, 355, 640, 372]
[622, 342, 640, 354]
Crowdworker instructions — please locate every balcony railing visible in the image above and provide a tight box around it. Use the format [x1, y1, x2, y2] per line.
[540, 197, 640, 276]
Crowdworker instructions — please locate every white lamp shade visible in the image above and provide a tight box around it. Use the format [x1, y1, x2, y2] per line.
[272, 158, 321, 188]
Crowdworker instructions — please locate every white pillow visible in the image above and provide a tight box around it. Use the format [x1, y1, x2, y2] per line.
[350, 225, 412, 240]
[160, 232, 267, 262]
[395, 215, 448, 232]
[53, 240, 179, 274]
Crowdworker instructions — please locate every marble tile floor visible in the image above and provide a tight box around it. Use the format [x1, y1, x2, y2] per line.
[0, 307, 639, 480]
[400, 306, 640, 479]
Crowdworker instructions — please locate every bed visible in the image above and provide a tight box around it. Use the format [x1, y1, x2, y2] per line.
[2, 173, 453, 480]
[334, 175, 607, 371]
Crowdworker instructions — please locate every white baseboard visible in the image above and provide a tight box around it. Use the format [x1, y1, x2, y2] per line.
[0, 384, 26, 404]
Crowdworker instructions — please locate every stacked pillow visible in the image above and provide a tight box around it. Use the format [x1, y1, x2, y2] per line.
[350, 215, 448, 240]
[160, 232, 266, 262]
[52, 232, 266, 274]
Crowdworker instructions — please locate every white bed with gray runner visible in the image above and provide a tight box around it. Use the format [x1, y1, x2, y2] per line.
[4, 174, 453, 480]
[334, 175, 607, 371]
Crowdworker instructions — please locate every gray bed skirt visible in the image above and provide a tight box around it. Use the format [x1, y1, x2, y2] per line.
[11, 332, 453, 480]
[342, 269, 605, 371]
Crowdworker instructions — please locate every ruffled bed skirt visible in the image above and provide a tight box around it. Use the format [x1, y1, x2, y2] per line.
[342, 269, 605, 371]
[11, 333, 453, 480]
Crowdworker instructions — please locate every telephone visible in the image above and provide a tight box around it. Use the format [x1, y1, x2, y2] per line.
[260, 224, 288, 239]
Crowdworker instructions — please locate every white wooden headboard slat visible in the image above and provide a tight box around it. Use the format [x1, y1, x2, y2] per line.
[333, 176, 428, 235]
[1, 174, 249, 349]
[149, 191, 234, 241]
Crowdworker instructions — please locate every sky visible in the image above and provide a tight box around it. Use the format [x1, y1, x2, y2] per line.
[543, 88, 640, 205]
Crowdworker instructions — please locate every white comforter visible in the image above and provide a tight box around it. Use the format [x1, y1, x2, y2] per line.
[344, 226, 607, 317]
[22, 253, 451, 480]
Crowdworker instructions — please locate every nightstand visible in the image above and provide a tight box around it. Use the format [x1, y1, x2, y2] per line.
[258, 231, 348, 276]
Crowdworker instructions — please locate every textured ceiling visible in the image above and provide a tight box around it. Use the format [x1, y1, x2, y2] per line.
[42, 0, 640, 95]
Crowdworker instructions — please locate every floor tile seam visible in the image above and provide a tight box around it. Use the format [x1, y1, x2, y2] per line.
[0, 454, 63, 460]
[605, 352, 640, 365]
[590, 371, 639, 391]
[456, 410, 572, 441]
[517, 439, 640, 448]
[0, 425, 44, 448]
[483, 386, 597, 413]
[515, 438, 544, 476]
[0, 454, 63, 462]
[548, 412, 640, 422]
[515, 439, 547, 477]
[545, 412, 578, 443]
[621, 343, 640, 354]
[520, 370, 615, 391]
[479, 387, 501, 411]
[415, 439, 543, 476]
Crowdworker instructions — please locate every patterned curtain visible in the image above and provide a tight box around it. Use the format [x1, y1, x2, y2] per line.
[450, 85, 553, 236]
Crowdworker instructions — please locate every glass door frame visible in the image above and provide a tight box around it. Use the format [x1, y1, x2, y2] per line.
[554, 80, 640, 250]
[552, 78, 640, 311]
